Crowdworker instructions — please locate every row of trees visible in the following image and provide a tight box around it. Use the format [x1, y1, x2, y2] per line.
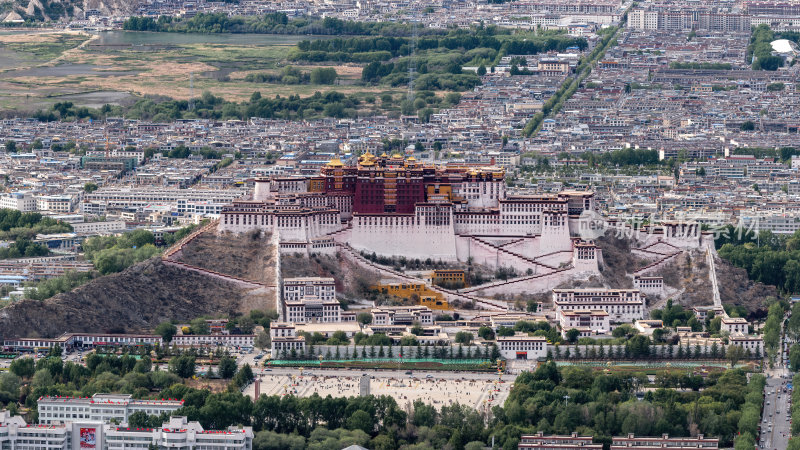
[762, 301, 786, 362]
[2, 345, 774, 450]
[718, 229, 800, 293]
[276, 342, 501, 362]
[523, 26, 618, 136]
[549, 341, 757, 363]
[245, 66, 338, 85]
[33, 90, 377, 123]
[789, 373, 800, 448]
[296, 31, 585, 62]
[0, 239, 49, 260]
[504, 362, 761, 448]
[0, 209, 72, 240]
[124, 13, 442, 37]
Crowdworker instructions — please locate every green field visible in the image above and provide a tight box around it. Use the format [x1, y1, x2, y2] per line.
[0, 30, 403, 113]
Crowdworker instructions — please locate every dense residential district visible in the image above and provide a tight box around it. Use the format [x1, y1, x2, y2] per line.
[4, 0, 800, 449]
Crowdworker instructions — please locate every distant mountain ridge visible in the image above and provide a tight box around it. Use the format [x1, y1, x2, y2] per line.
[1, 0, 137, 22]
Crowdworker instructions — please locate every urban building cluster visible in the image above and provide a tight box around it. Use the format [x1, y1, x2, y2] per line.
[0, 408, 253, 450]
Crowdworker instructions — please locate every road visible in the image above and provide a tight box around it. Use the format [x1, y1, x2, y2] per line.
[759, 309, 792, 450]
[760, 372, 791, 450]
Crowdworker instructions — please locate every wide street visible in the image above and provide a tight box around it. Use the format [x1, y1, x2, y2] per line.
[760, 310, 793, 450]
[760, 371, 791, 450]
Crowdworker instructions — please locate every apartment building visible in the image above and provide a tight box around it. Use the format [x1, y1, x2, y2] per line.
[85, 188, 242, 209]
[269, 322, 306, 355]
[519, 432, 602, 449]
[627, 7, 750, 32]
[37, 195, 77, 213]
[3, 333, 162, 352]
[282, 277, 340, 323]
[728, 335, 764, 355]
[720, 316, 749, 335]
[0, 411, 253, 450]
[611, 433, 718, 449]
[553, 288, 646, 323]
[371, 306, 434, 326]
[0, 191, 37, 211]
[38, 394, 183, 425]
[559, 310, 611, 337]
[70, 220, 127, 234]
[170, 334, 255, 349]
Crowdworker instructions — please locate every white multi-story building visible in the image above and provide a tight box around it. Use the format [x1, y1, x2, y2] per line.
[106, 416, 253, 450]
[3, 333, 162, 352]
[553, 289, 646, 324]
[0, 411, 253, 450]
[0, 191, 36, 211]
[70, 221, 127, 235]
[36, 195, 77, 213]
[170, 334, 255, 349]
[269, 322, 306, 356]
[283, 277, 336, 303]
[497, 335, 548, 360]
[38, 394, 183, 425]
[180, 200, 227, 216]
[721, 317, 749, 335]
[519, 432, 602, 450]
[611, 433, 718, 449]
[692, 306, 725, 322]
[85, 188, 242, 209]
[559, 310, 610, 337]
[633, 275, 664, 295]
[371, 306, 434, 326]
[282, 277, 340, 323]
[728, 335, 764, 355]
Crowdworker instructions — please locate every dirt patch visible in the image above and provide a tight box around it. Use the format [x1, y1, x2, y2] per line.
[0, 258, 262, 339]
[185, 378, 230, 393]
[177, 230, 276, 284]
[666, 251, 713, 307]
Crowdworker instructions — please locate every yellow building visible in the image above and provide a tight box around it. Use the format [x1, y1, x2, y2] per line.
[430, 270, 467, 287]
[371, 282, 451, 310]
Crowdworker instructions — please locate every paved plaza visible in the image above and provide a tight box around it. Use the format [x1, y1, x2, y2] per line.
[248, 369, 512, 410]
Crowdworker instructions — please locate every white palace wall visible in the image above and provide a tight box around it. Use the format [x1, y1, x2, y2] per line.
[218, 210, 342, 242]
[349, 214, 459, 261]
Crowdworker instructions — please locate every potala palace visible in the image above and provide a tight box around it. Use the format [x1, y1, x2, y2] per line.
[218, 153, 706, 275]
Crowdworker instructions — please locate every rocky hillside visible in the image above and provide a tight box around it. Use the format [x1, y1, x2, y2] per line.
[593, 231, 776, 314]
[715, 257, 779, 315]
[1, 0, 137, 22]
[177, 230, 277, 285]
[0, 256, 271, 339]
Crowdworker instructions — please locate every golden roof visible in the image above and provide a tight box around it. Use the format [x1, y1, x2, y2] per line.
[326, 157, 344, 167]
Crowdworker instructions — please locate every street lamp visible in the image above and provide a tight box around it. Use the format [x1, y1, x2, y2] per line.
[563, 395, 570, 407]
